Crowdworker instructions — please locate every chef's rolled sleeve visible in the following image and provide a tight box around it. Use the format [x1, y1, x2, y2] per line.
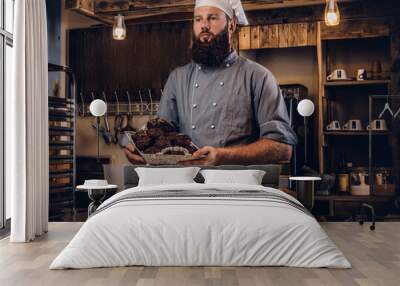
[157, 70, 179, 127]
[253, 69, 298, 145]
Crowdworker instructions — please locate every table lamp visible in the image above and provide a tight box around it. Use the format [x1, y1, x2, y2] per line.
[297, 99, 315, 165]
[89, 99, 107, 162]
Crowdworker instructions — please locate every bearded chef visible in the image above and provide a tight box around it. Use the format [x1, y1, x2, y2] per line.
[125, 0, 297, 166]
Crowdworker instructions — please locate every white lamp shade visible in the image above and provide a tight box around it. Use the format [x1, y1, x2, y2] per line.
[89, 99, 107, 117]
[113, 14, 126, 40]
[297, 99, 315, 117]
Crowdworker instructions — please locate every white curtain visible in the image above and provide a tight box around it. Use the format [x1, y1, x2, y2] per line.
[7, 0, 49, 242]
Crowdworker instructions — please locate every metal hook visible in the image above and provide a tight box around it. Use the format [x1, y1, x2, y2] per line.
[79, 92, 85, 117]
[114, 91, 120, 115]
[138, 89, 144, 115]
[148, 88, 153, 117]
[101, 91, 108, 104]
[91, 91, 96, 101]
[101, 91, 109, 117]
[126, 91, 132, 115]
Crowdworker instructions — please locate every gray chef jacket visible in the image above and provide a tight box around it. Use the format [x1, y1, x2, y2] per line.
[158, 50, 297, 148]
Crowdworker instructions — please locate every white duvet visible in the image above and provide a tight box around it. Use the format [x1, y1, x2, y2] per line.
[50, 183, 351, 269]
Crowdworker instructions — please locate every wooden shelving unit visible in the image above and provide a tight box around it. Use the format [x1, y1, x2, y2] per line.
[324, 79, 391, 87]
[237, 17, 398, 219]
[316, 19, 394, 172]
[324, 131, 391, 136]
[48, 64, 77, 221]
[314, 19, 397, 218]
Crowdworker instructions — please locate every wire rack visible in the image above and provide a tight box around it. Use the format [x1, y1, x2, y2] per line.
[77, 89, 162, 117]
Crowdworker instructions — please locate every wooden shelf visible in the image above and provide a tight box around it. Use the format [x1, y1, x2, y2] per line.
[315, 194, 395, 202]
[324, 131, 391, 136]
[324, 79, 390, 87]
[49, 127, 74, 133]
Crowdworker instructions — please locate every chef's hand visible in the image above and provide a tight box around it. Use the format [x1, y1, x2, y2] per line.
[179, 146, 223, 166]
[124, 143, 146, 164]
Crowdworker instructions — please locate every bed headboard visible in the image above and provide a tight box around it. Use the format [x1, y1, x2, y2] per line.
[122, 165, 282, 189]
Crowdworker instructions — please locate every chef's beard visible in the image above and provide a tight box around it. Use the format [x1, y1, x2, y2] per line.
[191, 26, 231, 67]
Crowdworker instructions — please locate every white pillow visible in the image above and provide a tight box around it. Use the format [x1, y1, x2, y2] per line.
[135, 167, 200, 186]
[200, 169, 266, 185]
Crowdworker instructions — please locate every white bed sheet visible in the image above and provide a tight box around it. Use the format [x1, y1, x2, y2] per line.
[50, 183, 351, 269]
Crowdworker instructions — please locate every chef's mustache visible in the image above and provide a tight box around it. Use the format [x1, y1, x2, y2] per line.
[198, 28, 215, 39]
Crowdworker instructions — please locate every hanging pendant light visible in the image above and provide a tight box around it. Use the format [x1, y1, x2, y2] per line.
[324, 0, 340, 26]
[113, 14, 126, 40]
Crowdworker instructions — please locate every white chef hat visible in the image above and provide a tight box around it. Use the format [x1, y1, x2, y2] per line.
[195, 0, 249, 26]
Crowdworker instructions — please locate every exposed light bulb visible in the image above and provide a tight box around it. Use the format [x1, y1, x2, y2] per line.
[324, 0, 340, 26]
[113, 14, 126, 40]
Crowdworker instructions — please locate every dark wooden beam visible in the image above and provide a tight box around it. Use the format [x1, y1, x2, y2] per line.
[66, 0, 399, 25]
[72, 0, 360, 21]
[65, 0, 113, 24]
[246, 0, 400, 25]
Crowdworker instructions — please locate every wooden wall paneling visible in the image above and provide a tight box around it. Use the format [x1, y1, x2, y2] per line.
[69, 22, 192, 103]
[257, 24, 280, 48]
[307, 22, 317, 46]
[239, 26, 251, 50]
[250, 25, 260, 49]
[241, 23, 315, 50]
[278, 23, 291, 48]
[300, 22, 309, 46]
[320, 18, 391, 40]
[265, 24, 279, 48]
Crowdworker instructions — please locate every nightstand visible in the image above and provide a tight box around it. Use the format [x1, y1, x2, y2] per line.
[76, 182, 117, 216]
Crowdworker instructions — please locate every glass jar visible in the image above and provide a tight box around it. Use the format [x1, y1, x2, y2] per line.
[373, 167, 395, 195]
[350, 167, 370, 196]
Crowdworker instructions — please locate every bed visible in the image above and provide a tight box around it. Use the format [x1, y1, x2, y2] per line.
[50, 165, 351, 269]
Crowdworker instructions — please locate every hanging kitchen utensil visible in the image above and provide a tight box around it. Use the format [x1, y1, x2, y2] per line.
[101, 91, 113, 145]
[121, 91, 136, 132]
[148, 88, 153, 118]
[378, 94, 394, 118]
[79, 92, 85, 117]
[138, 89, 144, 115]
[113, 91, 126, 146]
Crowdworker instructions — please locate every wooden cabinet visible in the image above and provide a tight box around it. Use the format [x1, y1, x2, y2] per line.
[239, 22, 316, 50]
[315, 195, 393, 219]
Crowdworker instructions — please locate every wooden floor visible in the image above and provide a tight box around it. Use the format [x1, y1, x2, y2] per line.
[1, 222, 399, 286]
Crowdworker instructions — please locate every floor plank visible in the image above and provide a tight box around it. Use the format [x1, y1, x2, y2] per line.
[0, 222, 399, 286]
